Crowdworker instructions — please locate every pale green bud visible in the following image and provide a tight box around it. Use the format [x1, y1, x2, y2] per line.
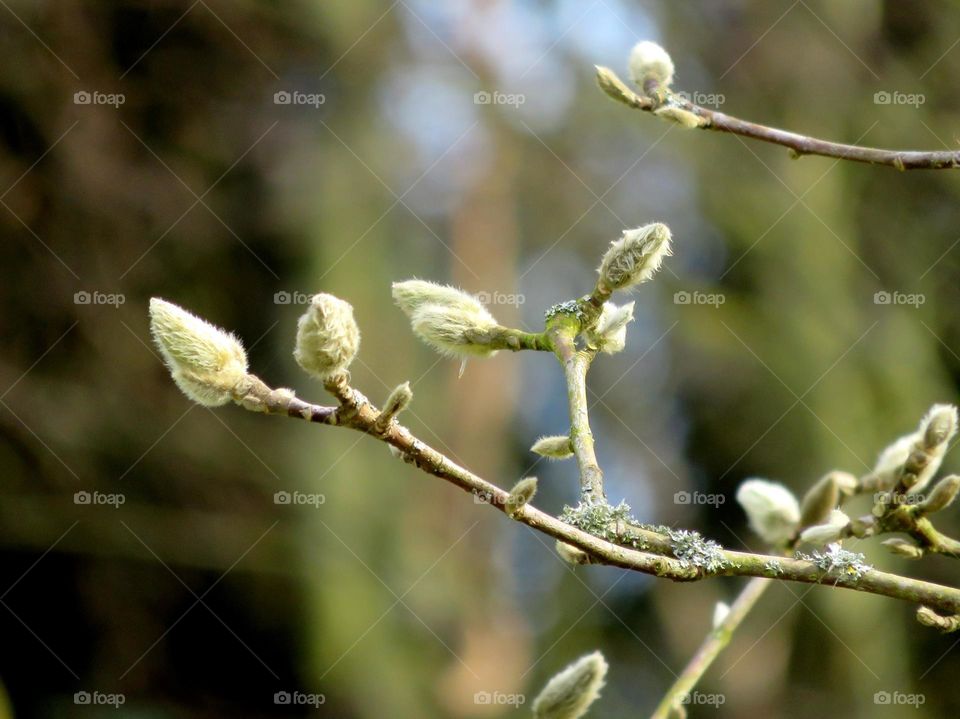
[149, 298, 248, 406]
[628, 41, 674, 89]
[532, 651, 608, 719]
[392, 280, 501, 358]
[799, 472, 842, 529]
[556, 540, 590, 565]
[294, 293, 360, 381]
[531, 435, 574, 459]
[798, 509, 850, 546]
[375, 382, 413, 431]
[506, 477, 538, 517]
[736, 479, 800, 546]
[916, 606, 960, 633]
[597, 223, 672, 293]
[587, 301, 634, 354]
[918, 475, 960, 516]
[881, 538, 924, 559]
[654, 105, 704, 128]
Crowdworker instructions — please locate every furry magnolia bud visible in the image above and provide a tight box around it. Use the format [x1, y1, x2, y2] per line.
[597, 223, 672, 293]
[628, 40, 674, 89]
[587, 301, 634, 354]
[882, 538, 924, 559]
[532, 651, 608, 719]
[294, 293, 360, 381]
[799, 509, 851, 546]
[869, 404, 958, 492]
[149, 298, 248, 406]
[736, 479, 800, 546]
[531, 435, 574, 459]
[556, 540, 590, 565]
[392, 280, 500, 358]
[799, 472, 843, 529]
[375, 382, 413, 431]
[918, 475, 960, 516]
[506, 477, 538, 517]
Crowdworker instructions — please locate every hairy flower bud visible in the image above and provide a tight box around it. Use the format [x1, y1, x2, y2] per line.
[654, 105, 704, 128]
[799, 509, 851, 546]
[294, 293, 360, 381]
[736, 479, 800, 546]
[882, 538, 924, 559]
[392, 280, 501, 358]
[587, 301, 634, 354]
[531, 435, 574, 459]
[375, 382, 413, 431]
[628, 40, 674, 89]
[506, 477, 538, 517]
[918, 475, 960, 516]
[799, 472, 843, 529]
[149, 298, 248, 406]
[556, 540, 590, 565]
[532, 651, 608, 719]
[597, 223, 672, 293]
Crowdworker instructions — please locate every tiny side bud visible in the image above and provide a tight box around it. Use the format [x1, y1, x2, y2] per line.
[531, 435, 574, 459]
[506, 477, 538, 518]
[881, 538, 924, 559]
[375, 381, 413, 431]
[918, 475, 960, 516]
[532, 651, 608, 719]
[556, 540, 590, 565]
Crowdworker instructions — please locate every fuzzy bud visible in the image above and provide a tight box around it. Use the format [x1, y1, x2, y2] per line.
[375, 382, 413, 431]
[531, 435, 574, 459]
[918, 475, 960, 516]
[532, 651, 608, 719]
[556, 541, 590, 565]
[595, 65, 636, 106]
[587, 301, 635, 354]
[294, 294, 360, 381]
[712, 601, 730, 629]
[653, 105, 704, 128]
[881, 538, 924, 559]
[506, 477, 538, 517]
[628, 41, 674, 90]
[149, 298, 248, 407]
[736, 479, 800, 547]
[799, 473, 842, 529]
[798, 509, 851, 546]
[392, 280, 501, 358]
[597, 223, 672, 293]
[924, 404, 958, 447]
[917, 606, 960, 633]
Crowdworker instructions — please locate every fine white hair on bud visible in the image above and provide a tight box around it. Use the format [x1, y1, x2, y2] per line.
[918, 475, 960, 516]
[588, 301, 635, 354]
[392, 280, 501, 358]
[149, 298, 248, 407]
[294, 293, 360, 381]
[506, 477, 538, 517]
[628, 40, 674, 89]
[653, 105, 704, 128]
[798, 509, 851, 546]
[531, 435, 574, 459]
[869, 404, 958, 492]
[597, 223, 672, 293]
[532, 651, 608, 719]
[736, 479, 800, 547]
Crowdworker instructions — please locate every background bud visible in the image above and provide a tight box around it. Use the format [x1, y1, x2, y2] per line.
[532, 651, 608, 719]
[294, 293, 360, 381]
[149, 298, 248, 406]
[736, 479, 800, 546]
[628, 40, 675, 89]
[597, 223, 672, 293]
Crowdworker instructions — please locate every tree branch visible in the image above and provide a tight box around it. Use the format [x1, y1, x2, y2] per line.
[595, 65, 960, 171]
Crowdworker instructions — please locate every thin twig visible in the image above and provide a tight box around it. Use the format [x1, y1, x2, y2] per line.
[595, 66, 960, 170]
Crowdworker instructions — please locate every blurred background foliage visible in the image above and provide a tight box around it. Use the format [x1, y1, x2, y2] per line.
[1, 0, 960, 717]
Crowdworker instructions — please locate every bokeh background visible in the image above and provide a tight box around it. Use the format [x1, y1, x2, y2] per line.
[2, 0, 960, 716]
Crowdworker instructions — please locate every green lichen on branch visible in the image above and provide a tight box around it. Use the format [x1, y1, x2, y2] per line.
[796, 543, 872, 581]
